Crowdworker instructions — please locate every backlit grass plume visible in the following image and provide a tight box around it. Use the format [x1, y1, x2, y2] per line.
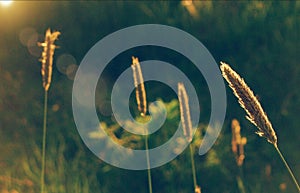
[178, 82, 193, 142]
[131, 56, 147, 116]
[38, 28, 60, 91]
[220, 62, 277, 145]
[38, 28, 60, 193]
[178, 82, 200, 193]
[131, 56, 152, 193]
[220, 62, 300, 192]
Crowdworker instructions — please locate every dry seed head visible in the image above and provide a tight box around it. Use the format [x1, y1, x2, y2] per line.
[178, 82, 193, 142]
[131, 56, 147, 116]
[220, 62, 277, 146]
[232, 119, 242, 144]
[231, 119, 240, 154]
[38, 28, 60, 91]
[231, 119, 246, 166]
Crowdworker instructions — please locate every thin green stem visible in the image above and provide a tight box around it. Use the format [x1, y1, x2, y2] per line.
[189, 144, 197, 192]
[145, 134, 152, 193]
[41, 90, 48, 193]
[274, 144, 300, 192]
[236, 166, 246, 193]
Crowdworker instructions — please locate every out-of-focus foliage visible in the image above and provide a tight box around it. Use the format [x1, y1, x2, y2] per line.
[0, 1, 299, 193]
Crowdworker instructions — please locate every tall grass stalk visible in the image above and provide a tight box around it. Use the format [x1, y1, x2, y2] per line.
[189, 144, 197, 192]
[236, 175, 246, 193]
[220, 62, 300, 192]
[145, 134, 152, 193]
[274, 145, 300, 192]
[41, 90, 48, 193]
[131, 56, 152, 193]
[38, 28, 60, 193]
[178, 82, 200, 193]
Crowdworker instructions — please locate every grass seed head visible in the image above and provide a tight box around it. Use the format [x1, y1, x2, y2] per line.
[131, 56, 147, 117]
[38, 28, 60, 91]
[221, 62, 277, 146]
[178, 82, 193, 142]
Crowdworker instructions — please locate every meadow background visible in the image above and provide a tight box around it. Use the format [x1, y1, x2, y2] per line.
[0, 1, 299, 193]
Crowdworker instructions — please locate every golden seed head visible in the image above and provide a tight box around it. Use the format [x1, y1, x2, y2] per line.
[231, 119, 247, 166]
[131, 56, 147, 117]
[178, 82, 193, 142]
[38, 28, 60, 91]
[221, 62, 277, 146]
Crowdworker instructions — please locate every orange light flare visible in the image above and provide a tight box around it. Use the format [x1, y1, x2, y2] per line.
[0, 1, 13, 7]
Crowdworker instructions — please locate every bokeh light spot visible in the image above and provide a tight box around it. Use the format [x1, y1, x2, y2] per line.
[66, 64, 78, 80]
[56, 54, 77, 78]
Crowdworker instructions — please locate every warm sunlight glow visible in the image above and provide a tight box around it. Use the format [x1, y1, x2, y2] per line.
[0, 0, 13, 7]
